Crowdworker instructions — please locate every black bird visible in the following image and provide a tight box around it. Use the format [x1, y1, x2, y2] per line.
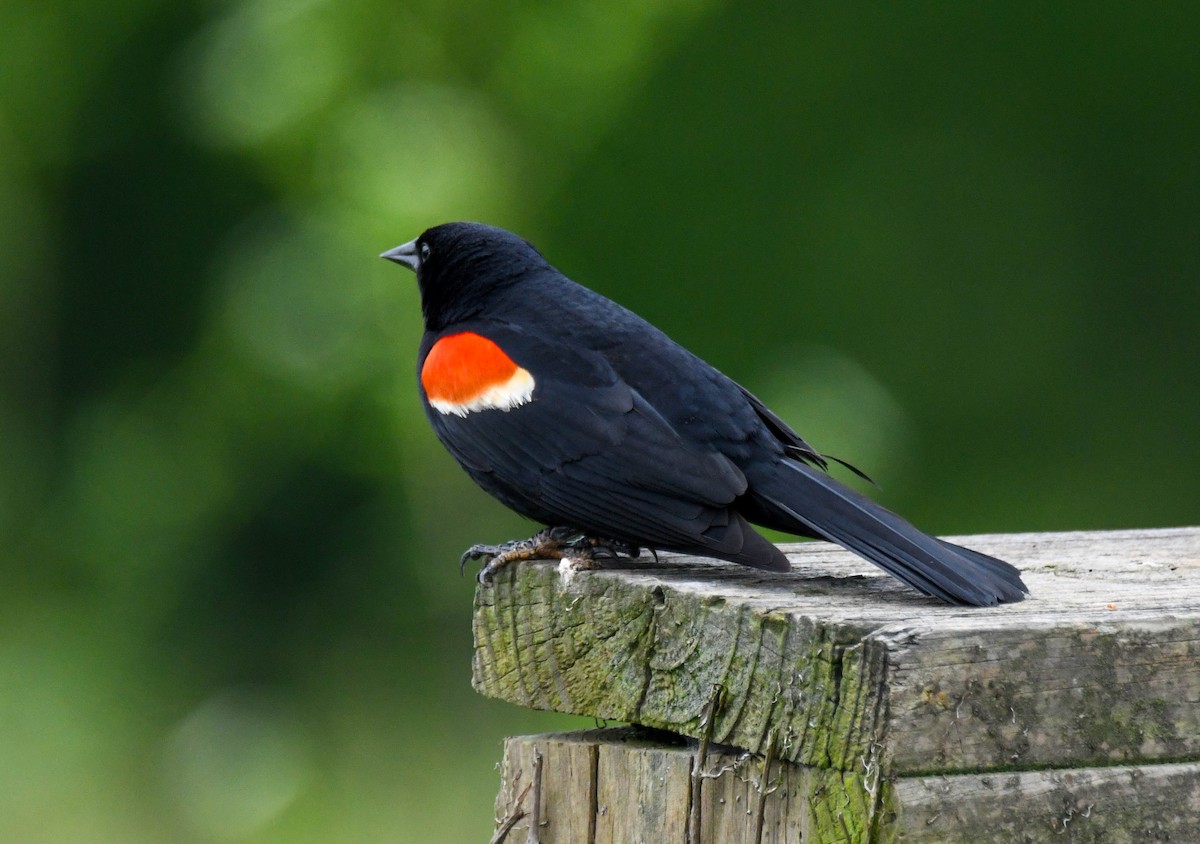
[381, 223, 1027, 606]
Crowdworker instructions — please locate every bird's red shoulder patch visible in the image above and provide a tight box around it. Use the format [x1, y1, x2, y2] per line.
[421, 332, 535, 417]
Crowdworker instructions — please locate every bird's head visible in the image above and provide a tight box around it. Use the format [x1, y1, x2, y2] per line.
[381, 222, 548, 330]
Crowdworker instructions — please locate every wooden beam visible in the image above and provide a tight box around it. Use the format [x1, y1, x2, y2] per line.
[493, 728, 1200, 843]
[473, 528, 1200, 776]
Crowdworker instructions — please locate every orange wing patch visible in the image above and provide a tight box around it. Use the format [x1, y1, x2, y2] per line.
[422, 332, 536, 417]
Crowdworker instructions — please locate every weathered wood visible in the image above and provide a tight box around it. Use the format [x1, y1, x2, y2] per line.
[473, 528, 1200, 776]
[887, 760, 1200, 842]
[493, 728, 810, 844]
[494, 728, 1200, 843]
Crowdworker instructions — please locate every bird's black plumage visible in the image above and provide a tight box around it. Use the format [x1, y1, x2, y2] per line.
[382, 222, 1028, 606]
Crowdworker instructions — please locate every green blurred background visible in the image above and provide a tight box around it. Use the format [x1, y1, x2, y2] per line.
[3, 2, 1198, 841]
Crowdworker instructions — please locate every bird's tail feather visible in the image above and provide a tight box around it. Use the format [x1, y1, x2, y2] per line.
[749, 460, 1028, 606]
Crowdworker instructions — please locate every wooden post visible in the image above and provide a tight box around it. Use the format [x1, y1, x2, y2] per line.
[475, 528, 1200, 842]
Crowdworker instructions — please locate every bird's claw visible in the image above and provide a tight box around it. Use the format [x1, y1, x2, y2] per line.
[460, 544, 503, 576]
[462, 528, 646, 584]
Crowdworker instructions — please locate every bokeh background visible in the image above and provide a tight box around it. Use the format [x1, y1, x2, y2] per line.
[3, 2, 1199, 841]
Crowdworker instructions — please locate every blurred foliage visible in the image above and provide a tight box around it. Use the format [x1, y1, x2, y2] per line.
[2, 1, 1198, 841]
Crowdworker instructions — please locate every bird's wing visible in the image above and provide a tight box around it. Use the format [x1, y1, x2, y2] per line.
[421, 324, 784, 565]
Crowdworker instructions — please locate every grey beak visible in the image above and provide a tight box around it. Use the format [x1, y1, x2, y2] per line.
[380, 239, 420, 271]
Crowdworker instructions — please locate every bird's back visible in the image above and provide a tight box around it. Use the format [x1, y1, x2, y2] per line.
[478, 270, 777, 461]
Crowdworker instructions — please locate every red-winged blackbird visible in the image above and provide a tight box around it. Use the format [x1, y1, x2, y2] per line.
[382, 223, 1027, 606]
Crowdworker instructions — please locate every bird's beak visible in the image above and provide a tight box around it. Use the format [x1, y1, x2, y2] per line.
[380, 239, 420, 271]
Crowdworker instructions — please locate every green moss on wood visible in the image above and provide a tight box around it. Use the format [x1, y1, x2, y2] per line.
[808, 768, 879, 844]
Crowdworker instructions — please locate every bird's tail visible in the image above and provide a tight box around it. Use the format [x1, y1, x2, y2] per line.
[747, 460, 1028, 606]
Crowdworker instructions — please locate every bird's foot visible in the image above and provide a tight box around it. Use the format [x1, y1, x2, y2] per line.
[569, 534, 643, 562]
[462, 527, 643, 584]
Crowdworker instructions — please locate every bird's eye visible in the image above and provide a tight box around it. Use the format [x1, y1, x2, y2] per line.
[419, 242, 431, 262]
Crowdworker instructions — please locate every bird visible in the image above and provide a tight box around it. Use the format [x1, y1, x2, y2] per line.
[381, 222, 1028, 606]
